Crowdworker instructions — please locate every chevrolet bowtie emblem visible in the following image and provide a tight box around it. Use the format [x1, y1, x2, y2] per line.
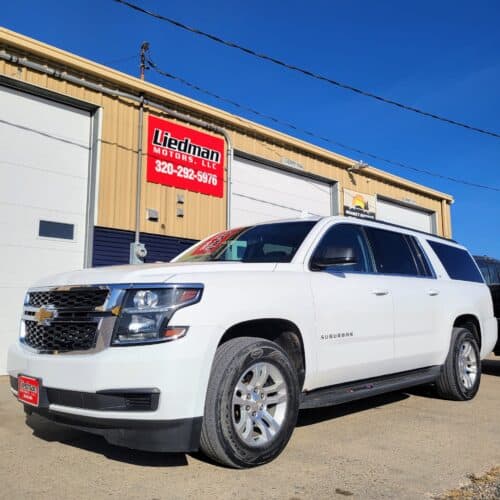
[34, 306, 57, 325]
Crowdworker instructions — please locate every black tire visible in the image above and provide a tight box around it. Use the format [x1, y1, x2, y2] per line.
[200, 337, 300, 468]
[435, 327, 481, 401]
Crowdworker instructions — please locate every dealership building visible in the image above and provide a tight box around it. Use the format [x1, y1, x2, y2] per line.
[0, 28, 453, 372]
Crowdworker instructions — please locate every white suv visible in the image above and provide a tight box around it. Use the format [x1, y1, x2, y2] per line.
[7, 217, 497, 467]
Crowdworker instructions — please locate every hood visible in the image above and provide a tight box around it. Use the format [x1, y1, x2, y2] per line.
[31, 261, 278, 287]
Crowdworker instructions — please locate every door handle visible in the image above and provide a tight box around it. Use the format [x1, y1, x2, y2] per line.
[372, 289, 389, 296]
[427, 289, 440, 296]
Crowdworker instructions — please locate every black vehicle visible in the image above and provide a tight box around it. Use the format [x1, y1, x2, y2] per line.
[475, 255, 500, 355]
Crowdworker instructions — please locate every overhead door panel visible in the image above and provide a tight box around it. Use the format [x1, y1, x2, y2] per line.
[0, 86, 92, 373]
[231, 156, 332, 227]
[377, 197, 434, 233]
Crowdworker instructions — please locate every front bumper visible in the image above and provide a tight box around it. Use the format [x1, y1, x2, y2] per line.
[7, 323, 221, 451]
[11, 376, 201, 452]
[25, 405, 202, 452]
[8, 324, 218, 419]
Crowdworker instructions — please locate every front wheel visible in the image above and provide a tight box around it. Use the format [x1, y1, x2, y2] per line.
[200, 337, 300, 468]
[435, 327, 481, 401]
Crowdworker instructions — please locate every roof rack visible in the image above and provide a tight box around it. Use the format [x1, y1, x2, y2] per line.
[343, 214, 457, 243]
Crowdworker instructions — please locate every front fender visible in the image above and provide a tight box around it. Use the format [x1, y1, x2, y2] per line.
[170, 270, 318, 390]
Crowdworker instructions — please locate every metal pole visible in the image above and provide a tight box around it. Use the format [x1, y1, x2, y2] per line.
[135, 96, 144, 244]
[225, 139, 233, 229]
[139, 42, 149, 81]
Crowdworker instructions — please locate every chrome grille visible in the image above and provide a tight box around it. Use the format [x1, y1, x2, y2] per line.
[23, 287, 110, 353]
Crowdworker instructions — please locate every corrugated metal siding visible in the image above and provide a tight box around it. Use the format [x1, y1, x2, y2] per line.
[0, 31, 453, 238]
[92, 226, 197, 267]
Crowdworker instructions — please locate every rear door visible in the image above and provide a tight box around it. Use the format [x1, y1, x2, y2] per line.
[363, 227, 442, 371]
[308, 223, 394, 388]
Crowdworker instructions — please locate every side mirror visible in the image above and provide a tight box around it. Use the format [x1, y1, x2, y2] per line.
[310, 246, 357, 271]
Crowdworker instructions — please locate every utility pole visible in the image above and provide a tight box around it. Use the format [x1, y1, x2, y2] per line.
[130, 42, 149, 263]
[139, 41, 150, 80]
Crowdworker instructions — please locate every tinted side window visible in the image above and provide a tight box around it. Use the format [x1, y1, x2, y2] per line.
[311, 223, 372, 273]
[428, 241, 483, 283]
[364, 227, 419, 276]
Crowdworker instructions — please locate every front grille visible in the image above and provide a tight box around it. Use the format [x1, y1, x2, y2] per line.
[46, 388, 158, 411]
[24, 320, 98, 352]
[23, 287, 110, 353]
[28, 289, 108, 310]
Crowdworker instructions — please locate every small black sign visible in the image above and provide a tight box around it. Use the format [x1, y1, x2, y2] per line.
[344, 206, 376, 220]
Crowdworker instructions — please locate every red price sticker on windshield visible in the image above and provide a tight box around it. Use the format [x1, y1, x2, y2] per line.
[192, 228, 244, 256]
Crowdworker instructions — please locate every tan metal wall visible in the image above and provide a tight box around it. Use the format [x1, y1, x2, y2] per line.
[230, 131, 448, 235]
[0, 29, 453, 240]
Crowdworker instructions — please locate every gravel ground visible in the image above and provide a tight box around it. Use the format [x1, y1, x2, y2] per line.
[436, 466, 500, 499]
[0, 357, 499, 499]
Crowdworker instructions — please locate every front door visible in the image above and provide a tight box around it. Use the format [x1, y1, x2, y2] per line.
[308, 223, 394, 388]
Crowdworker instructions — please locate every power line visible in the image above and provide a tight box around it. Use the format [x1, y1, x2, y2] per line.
[113, 0, 500, 140]
[146, 57, 500, 193]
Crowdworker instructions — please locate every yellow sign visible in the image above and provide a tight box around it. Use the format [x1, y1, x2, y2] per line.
[344, 189, 376, 220]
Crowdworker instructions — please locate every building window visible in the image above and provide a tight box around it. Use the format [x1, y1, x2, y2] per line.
[39, 220, 74, 240]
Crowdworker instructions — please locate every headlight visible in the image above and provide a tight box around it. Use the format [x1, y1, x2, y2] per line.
[111, 285, 203, 346]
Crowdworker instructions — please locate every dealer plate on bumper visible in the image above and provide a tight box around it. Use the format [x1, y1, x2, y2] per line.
[18, 375, 40, 407]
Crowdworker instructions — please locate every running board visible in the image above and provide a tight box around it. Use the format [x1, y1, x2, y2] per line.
[300, 366, 441, 410]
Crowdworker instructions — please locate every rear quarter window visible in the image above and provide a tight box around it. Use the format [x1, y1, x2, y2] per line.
[428, 241, 483, 283]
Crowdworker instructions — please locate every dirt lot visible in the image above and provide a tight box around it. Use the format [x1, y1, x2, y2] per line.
[1, 358, 499, 500]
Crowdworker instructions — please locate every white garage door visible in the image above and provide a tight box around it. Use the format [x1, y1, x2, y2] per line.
[0, 86, 92, 373]
[377, 197, 435, 233]
[231, 156, 332, 227]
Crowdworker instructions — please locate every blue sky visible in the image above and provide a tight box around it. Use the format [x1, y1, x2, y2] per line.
[3, 0, 499, 255]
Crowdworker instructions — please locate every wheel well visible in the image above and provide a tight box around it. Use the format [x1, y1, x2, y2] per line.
[218, 319, 306, 388]
[454, 314, 481, 349]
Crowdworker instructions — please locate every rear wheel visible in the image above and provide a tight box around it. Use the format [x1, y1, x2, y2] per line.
[200, 337, 300, 468]
[436, 327, 481, 401]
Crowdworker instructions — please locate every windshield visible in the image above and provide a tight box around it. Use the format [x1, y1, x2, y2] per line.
[174, 221, 318, 263]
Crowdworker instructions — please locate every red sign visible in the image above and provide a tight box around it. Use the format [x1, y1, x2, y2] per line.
[147, 116, 225, 198]
[18, 375, 40, 407]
